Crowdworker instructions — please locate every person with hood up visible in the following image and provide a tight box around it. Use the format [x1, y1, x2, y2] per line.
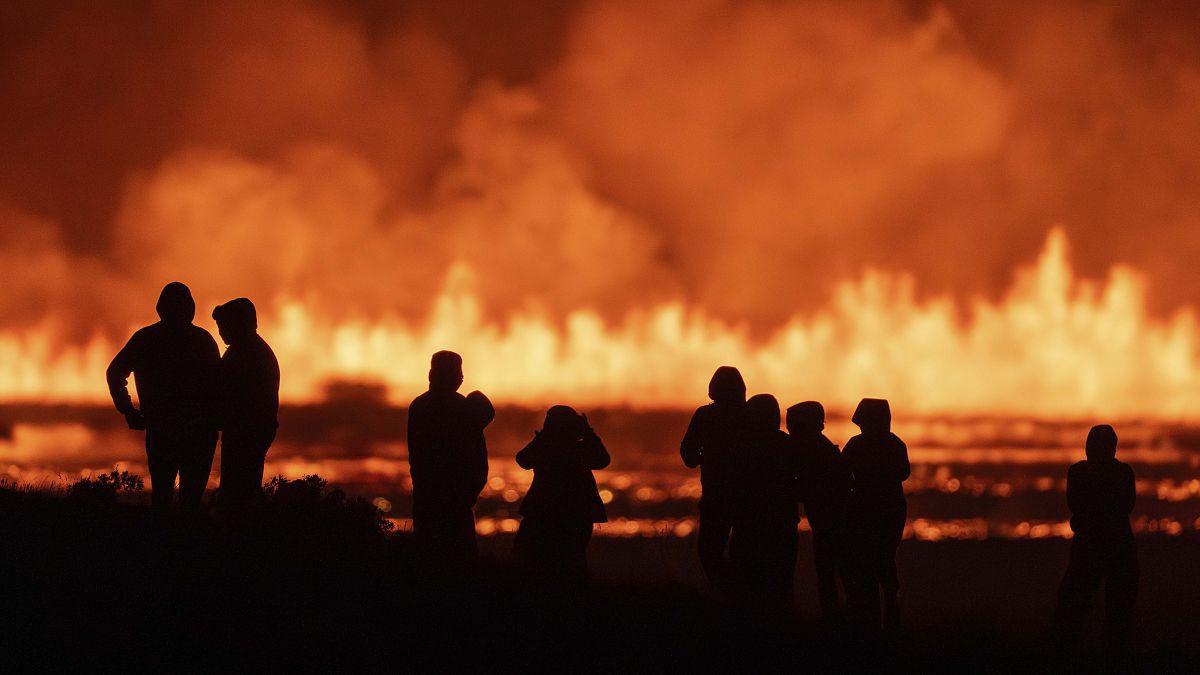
[512, 405, 610, 578]
[211, 298, 279, 511]
[1053, 424, 1138, 657]
[680, 366, 749, 589]
[407, 351, 495, 568]
[106, 282, 220, 511]
[729, 393, 802, 611]
[787, 401, 851, 619]
[841, 398, 909, 631]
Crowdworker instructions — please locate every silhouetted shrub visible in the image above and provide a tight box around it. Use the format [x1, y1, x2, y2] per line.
[261, 474, 394, 539]
[67, 468, 144, 504]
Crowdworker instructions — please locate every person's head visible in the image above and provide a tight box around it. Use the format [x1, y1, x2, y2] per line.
[428, 350, 464, 392]
[747, 393, 781, 432]
[156, 282, 196, 324]
[211, 297, 257, 346]
[708, 366, 746, 405]
[1085, 424, 1118, 461]
[786, 401, 825, 435]
[851, 398, 891, 434]
[542, 404, 583, 437]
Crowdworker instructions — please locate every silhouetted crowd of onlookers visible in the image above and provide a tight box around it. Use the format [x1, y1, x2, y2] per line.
[107, 282, 1140, 655]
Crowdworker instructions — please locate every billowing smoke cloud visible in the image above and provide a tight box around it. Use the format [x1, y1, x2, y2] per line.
[3, 0, 1200, 340]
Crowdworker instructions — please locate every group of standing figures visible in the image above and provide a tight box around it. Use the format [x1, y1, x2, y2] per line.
[108, 282, 1139, 653]
[681, 367, 909, 628]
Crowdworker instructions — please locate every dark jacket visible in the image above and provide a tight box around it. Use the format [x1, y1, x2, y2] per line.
[1067, 459, 1135, 540]
[407, 389, 493, 512]
[218, 334, 280, 434]
[842, 431, 910, 512]
[794, 432, 849, 531]
[737, 427, 802, 525]
[516, 427, 610, 523]
[680, 401, 749, 501]
[106, 289, 219, 431]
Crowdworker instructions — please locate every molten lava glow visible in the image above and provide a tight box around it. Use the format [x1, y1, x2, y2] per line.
[2, 229, 1198, 417]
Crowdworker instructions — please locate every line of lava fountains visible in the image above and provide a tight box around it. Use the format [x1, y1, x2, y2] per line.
[2, 228, 1198, 419]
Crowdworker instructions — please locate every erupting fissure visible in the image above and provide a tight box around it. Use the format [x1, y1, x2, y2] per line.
[1, 229, 1197, 417]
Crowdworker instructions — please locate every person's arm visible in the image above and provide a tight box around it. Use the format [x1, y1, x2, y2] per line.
[515, 432, 547, 469]
[1065, 464, 1082, 515]
[1119, 464, 1136, 515]
[580, 426, 611, 470]
[891, 436, 911, 482]
[680, 408, 705, 468]
[406, 401, 426, 480]
[106, 333, 145, 429]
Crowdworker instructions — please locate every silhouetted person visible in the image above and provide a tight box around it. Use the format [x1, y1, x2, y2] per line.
[842, 398, 909, 632]
[512, 406, 610, 579]
[729, 394, 801, 611]
[407, 351, 494, 568]
[212, 298, 279, 511]
[106, 282, 219, 511]
[788, 401, 850, 619]
[680, 366, 749, 589]
[1054, 424, 1138, 657]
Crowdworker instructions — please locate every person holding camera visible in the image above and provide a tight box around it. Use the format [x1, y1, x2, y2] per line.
[513, 405, 611, 579]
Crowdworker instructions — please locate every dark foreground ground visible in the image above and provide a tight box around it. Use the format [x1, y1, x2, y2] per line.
[1, 484, 1197, 672]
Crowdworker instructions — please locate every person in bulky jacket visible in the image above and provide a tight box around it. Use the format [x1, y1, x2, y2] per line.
[1054, 424, 1138, 656]
[512, 405, 610, 578]
[788, 400, 850, 619]
[211, 298, 279, 511]
[680, 366, 749, 589]
[106, 282, 219, 511]
[730, 394, 801, 611]
[407, 351, 494, 568]
[842, 398, 909, 631]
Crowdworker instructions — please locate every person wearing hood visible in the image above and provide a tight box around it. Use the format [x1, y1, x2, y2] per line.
[729, 394, 802, 611]
[407, 351, 495, 569]
[107, 282, 220, 511]
[787, 400, 851, 619]
[512, 405, 610, 578]
[680, 365, 749, 589]
[841, 398, 909, 632]
[1053, 424, 1138, 657]
[211, 298, 279, 511]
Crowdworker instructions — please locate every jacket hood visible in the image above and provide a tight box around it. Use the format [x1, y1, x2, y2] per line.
[747, 393, 781, 432]
[708, 366, 746, 405]
[1085, 424, 1118, 461]
[156, 282, 195, 323]
[852, 398, 891, 433]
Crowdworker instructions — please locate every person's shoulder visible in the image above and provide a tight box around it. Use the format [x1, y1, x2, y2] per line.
[820, 434, 840, 452]
[1067, 460, 1088, 475]
[887, 432, 907, 448]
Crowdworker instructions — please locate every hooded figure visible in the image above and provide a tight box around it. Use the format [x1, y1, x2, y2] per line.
[787, 400, 850, 619]
[841, 398, 910, 631]
[512, 405, 610, 578]
[680, 366, 749, 588]
[407, 351, 494, 568]
[212, 297, 280, 511]
[106, 282, 220, 511]
[1054, 424, 1138, 656]
[729, 394, 801, 610]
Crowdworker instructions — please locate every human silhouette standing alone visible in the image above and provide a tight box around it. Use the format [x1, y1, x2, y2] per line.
[1053, 424, 1138, 657]
[106, 282, 219, 511]
[512, 406, 610, 579]
[842, 398, 909, 632]
[407, 351, 494, 568]
[212, 298, 279, 510]
[729, 394, 801, 611]
[680, 366, 749, 590]
[788, 401, 850, 619]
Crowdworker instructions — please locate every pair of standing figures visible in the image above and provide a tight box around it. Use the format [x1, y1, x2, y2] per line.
[406, 350, 610, 576]
[106, 282, 279, 511]
[682, 366, 909, 627]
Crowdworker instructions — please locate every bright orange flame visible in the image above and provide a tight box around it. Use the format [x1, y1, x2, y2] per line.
[2, 228, 1198, 418]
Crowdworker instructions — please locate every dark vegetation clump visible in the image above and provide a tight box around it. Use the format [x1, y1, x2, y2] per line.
[66, 467, 144, 504]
